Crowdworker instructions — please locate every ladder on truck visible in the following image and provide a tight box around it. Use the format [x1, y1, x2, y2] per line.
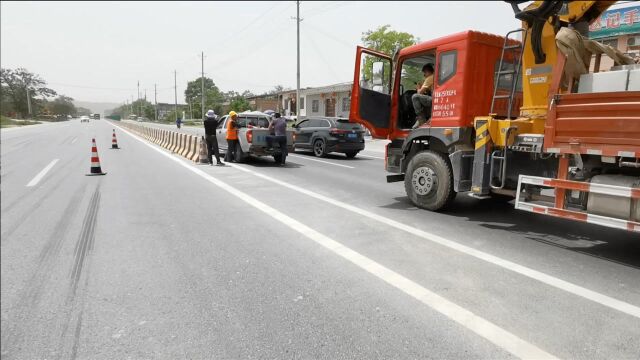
[489, 29, 526, 190]
[490, 28, 526, 119]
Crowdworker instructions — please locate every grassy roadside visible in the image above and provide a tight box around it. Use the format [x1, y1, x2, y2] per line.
[0, 115, 41, 128]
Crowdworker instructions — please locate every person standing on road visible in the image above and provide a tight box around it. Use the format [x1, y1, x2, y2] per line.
[176, 117, 182, 129]
[203, 109, 224, 166]
[225, 111, 239, 162]
[266, 112, 288, 166]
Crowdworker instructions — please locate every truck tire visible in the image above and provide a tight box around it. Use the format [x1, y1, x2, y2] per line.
[404, 150, 456, 211]
[313, 139, 327, 157]
[273, 153, 283, 163]
[234, 142, 248, 163]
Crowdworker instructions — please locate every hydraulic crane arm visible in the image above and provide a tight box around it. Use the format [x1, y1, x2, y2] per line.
[506, 1, 616, 64]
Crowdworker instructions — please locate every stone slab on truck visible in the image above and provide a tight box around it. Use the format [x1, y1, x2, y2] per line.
[350, 0, 640, 233]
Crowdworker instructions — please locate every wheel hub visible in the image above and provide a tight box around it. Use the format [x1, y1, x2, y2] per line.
[411, 166, 437, 196]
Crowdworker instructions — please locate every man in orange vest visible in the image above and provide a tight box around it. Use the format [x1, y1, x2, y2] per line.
[225, 111, 239, 162]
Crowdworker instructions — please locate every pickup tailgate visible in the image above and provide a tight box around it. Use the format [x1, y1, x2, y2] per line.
[249, 129, 294, 147]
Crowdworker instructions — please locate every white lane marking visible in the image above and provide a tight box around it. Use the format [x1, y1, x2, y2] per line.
[115, 123, 558, 359]
[227, 164, 640, 319]
[288, 154, 354, 169]
[358, 153, 384, 160]
[71, 137, 77, 144]
[26, 159, 59, 187]
[117, 122, 640, 320]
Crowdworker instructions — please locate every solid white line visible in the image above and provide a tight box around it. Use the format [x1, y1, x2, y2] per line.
[289, 154, 354, 169]
[358, 153, 384, 160]
[26, 159, 59, 187]
[114, 122, 558, 359]
[228, 163, 640, 320]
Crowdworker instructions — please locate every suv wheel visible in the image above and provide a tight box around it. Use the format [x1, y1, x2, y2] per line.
[313, 139, 327, 157]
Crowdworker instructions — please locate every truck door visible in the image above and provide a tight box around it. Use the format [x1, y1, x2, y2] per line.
[349, 46, 392, 138]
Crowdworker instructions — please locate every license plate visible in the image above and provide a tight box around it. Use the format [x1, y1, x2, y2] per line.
[347, 133, 357, 139]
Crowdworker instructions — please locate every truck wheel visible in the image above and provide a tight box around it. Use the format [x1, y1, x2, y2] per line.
[234, 142, 248, 163]
[273, 153, 283, 163]
[313, 139, 327, 157]
[404, 151, 456, 211]
[345, 151, 358, 159]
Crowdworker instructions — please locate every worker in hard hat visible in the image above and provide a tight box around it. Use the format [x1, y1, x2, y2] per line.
[225, 111, 239, 162]
[203, 109, 224, 166]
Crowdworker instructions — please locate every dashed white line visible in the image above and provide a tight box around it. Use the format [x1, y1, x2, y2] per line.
[114, 122, 558, 359]
[26, 159, 59, 187]
[288, 154, 354, 169]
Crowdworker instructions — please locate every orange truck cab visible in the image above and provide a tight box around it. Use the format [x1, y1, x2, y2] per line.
[351, 30, 520, 180]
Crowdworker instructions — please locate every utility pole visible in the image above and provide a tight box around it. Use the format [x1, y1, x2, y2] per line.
[174, 70, 178, 123]
[295, 1, 301, 118]
[200, 51, 205, 119]
[154, 84, 158, 121]
[26, 86, 32, 119]
[137, 81, 140, 116]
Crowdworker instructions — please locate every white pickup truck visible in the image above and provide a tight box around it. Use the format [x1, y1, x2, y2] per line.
[215, 112, 295, 163]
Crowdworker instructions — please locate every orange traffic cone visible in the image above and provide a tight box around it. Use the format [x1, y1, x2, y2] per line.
[86, 138, 107, 176]
[111, 129, 120, 149]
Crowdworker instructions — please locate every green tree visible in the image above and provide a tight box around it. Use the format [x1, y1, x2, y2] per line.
[360, 25, 420, 90]
[48, 95, 76, 116]
[0, 68, 57, 118]
[184, 77, 224, 119]
[223, 90, 253, 112]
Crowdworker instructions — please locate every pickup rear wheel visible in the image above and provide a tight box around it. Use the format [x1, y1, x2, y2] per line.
[404, 150, 456, 211]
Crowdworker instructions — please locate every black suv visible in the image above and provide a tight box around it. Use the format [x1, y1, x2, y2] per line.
[293, 117, 365, 158]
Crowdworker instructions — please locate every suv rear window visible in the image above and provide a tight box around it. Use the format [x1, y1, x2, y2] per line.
[336, 118, 363, 131]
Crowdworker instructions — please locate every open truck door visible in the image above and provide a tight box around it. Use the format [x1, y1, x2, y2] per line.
[349, 46, 393, 139]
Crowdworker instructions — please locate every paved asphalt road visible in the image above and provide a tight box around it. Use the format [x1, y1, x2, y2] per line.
[1, 119, 639, 359]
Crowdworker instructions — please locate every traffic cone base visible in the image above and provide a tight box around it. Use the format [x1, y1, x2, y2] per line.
[86, 138, 107, 176]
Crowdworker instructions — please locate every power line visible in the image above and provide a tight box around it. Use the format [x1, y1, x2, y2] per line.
[47, 82, 135, 91]
[305, 30, 341, 81]
[305, 21, 354, 50]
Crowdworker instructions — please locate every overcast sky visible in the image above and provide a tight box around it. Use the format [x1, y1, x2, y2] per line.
[2, 1, 524, 105]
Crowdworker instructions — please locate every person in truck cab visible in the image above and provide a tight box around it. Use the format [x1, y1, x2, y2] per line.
[411, 63, 434, 129]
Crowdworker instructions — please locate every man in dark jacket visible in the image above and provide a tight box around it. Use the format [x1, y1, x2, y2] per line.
[267, 113, 288, 166]
[203, 109, 224, 166]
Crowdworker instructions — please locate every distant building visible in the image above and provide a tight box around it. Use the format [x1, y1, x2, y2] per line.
[156, 102, 187, 119]
[246, 94, 280, 113]
[297, 82, 352, 119]
[589, 4, 640, 70]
